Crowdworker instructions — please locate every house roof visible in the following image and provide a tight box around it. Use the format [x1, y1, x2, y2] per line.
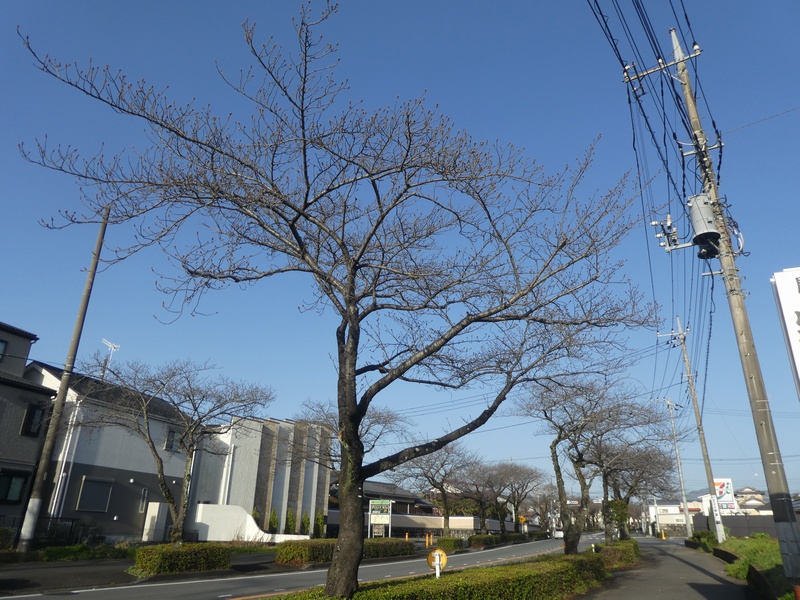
[31, 361, 183, 421]
[363, 480, 419, 501]
[0, 321, 39, 341]
[330, 478, 435, 507]
[0, 371, 54, 396]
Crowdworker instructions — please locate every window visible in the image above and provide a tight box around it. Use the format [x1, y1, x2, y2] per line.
[138, 488, 149, 513]
[76, 477, 113, 512]
[21, 404, 45, 437]
[0, 471, 27, 503]
[164, 429, 177, 451]
[0, 339, 7, 361]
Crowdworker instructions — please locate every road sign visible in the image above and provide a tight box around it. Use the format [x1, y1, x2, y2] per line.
[427, 548, 448, 578]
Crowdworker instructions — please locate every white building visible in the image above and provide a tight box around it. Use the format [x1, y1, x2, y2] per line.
[21, 362, 331, 543]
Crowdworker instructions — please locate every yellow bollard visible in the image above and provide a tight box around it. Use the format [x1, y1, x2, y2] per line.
[660, 529, 666, 540]
[405, 532, 408, 541]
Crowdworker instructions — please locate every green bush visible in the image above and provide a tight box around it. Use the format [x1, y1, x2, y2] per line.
[691, 529, 719, 553]
[300, 512, 310, 535]
[433, 537, 463, 552]
[285, 510, 297, 534]
[133, 543, 231, 576]
[275, 538, 415, 566]
[279, 553, 609, 599]
[313, 511, 325, 538]
[268, 509, 279, 534]
[595, 539, 640, 569]
[528, 530, 551, 541]
[468, 532, 527, 548]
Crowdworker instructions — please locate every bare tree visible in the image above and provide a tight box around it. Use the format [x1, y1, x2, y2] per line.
[79, 355, 273, 542]
[387, 440, 477, 536]
[519, 376, 659, 553]
[21, 6, 652, 596]
[501, 462, 547, 532]
[607, 445, 676, 539]
[528, 481, 559, 532]
[460, 461, 496, 535]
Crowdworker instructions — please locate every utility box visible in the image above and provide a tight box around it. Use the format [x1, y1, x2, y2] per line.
[688, 194, 720, 259]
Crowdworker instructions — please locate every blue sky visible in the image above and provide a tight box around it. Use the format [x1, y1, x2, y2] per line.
[2, 1, 798, 498]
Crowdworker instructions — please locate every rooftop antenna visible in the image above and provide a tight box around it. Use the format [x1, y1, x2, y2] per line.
[100, 338, 120, 381]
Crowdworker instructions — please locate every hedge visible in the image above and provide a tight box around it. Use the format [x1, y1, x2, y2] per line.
[276, 538, 415, 566]
[595, 539, 640, 569]
[432, 537, 463, 553]
[134, 543, 231, 575]
[691, 530, 719, 553]
[468, 532, 527, 548]
[279, 553, 609, 599]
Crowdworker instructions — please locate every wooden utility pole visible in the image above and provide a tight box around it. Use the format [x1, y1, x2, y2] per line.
[670, 30, 800, 579]
[672, 319, 722, 541]
[666, 399, 693, 539]
[17, 205, 110, 552]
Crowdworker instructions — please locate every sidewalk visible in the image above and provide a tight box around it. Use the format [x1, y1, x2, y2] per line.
[584, 537, 758, 599]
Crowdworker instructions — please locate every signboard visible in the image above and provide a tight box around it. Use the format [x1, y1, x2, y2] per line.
[714, 478, 738, 511]
[369, 499, 392, 537]
[772, 267, 800, 399]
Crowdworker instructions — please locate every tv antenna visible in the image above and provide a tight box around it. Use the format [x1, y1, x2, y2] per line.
[100, 338, 120, 380]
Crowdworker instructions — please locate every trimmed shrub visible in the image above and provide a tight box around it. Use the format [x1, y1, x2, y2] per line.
[433, 537, 463, 553]
[596, 539, 640, 569]
[313, 511, 325, 538]
[528, 530, 551, 541]
[275, 538, 415, 566]
[691, 529, 719, 553]
[268, 509, 279, 534]
[468, 532, 527, 548]
[134, 543, 231, 576]
[300, 511, 310, 535]
[285, 510, 297, 535]
[279, 553, 609, 599]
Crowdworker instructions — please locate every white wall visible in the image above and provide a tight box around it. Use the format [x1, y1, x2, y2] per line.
[193, 504, 308, 543]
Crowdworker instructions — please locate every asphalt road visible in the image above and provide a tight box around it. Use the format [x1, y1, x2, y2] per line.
[1, 535, 590, 599]
[3, 533, 753, 600]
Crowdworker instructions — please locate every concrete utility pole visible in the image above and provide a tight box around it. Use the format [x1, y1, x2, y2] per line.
[17, 205, 110, 552]
[670, 30, 800, 579]
[666, 399, 693, 538]
[670, 318, 724, 542]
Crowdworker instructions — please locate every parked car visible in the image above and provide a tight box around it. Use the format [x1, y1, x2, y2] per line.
[552, 528, 564, 539]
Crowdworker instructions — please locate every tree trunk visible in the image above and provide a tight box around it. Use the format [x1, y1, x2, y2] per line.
[325, 462, 364, 598]
[618, 498, 631, 540]
[478, 499, 488, 535]
[440, 494, 452, 537]
[602, 472, 614, 545]
[170, 447, 195, 543]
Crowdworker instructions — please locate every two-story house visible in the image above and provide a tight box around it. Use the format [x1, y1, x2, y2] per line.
[0, 322, 54, 535]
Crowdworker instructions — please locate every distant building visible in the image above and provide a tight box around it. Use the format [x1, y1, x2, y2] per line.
[0, 322, 53, 534]
[645, 498, 703, 537]
[734, 486, 766, 513]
